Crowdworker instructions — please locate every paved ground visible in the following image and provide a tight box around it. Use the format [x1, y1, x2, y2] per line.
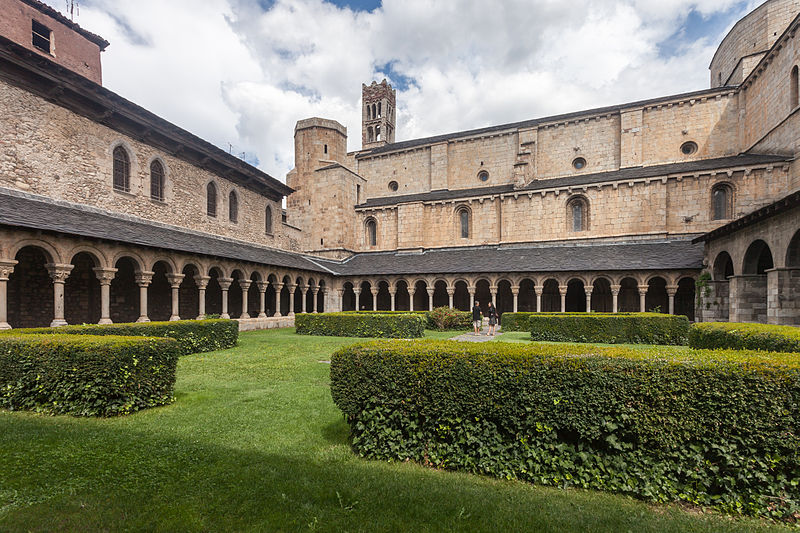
[451, 326, 502, 342]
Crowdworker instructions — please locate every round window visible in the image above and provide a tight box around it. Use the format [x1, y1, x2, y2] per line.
[681, 141, 698, 155]
[478, 171, 489, 182]
[388, 180, 398, 192]
[572, 157, 586, 170]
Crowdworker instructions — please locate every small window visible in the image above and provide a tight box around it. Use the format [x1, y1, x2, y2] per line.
[567, 196, 589, 232]
[365, 218, 377, 246]
[477, 171, 489, 182]
[712, 183, 732, 220]
[791, 66, 799, 110]
[457, 207, 470, 239]
[150, 160, 165, 201]
[324, 144, 328, 155]
[265, 205, 273, 234]
[32, 20, 52, 54]
[207, 182, 217, 217]
[681, 141, 698, 155]
[229, 191, 238, 223]
[356, 184, 361, 203]
[388, 180, 398, 192]
[112, 146, 130, 192]
[282, 211, 287, 223]
[572, 157, 586, 170]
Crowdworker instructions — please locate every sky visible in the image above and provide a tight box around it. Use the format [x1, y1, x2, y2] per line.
[51, 0, 761, 181]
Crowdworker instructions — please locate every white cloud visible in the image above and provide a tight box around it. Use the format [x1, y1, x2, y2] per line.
[52, 0, 758, 181]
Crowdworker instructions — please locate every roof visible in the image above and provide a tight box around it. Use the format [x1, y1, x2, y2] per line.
[358, 154, 792, 209]
[0, 189, 329, 273]
[0, 35, 293, 200]
[19, 0, 110, 50]
[356, 86, 735, 159]
[693, 189, 800, 243]
[317, 239, 705, 276]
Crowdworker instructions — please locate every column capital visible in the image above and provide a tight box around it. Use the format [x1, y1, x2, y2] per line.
[534, 287, 543, 296]
[666, 285, 679, 296]
[558, 285, 568, 295]
[426, 288, 435, 296]
[0, 259, 18, 281]
[256, 280, 270, 292]
[336, 287, 344, 295]
[93, 267, 118, 285]
[489, 285, 498, 293]
[217, 277, 234, 290]
[274, 282, 285, 291]
[166, 273, 185, 289]
[511, 285, 520, 294]
[238, 279, 253, 291]
[287, 283, 298, 293]
[352, 287, 361, 295]
[134, 270, 155, 287]
[637, 284, 649, 295]
[300, 284, 309, 293]
[194, 275, 211, 289]
[584, 286, 594, 295]
[46, 263, 74, 283]
[467, 286, 476, 294]
[388, 288, 396, 295]
[370, 287, 378, 296]
[446, 288, 455, 295]
[610, 284, 621, 295]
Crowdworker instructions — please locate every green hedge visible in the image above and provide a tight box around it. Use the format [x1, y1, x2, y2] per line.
[426, 307, 472, 330]
[331, 340, 800, 520]
[5, 319, 238, 355]
[690, 322, 800, 353]
[498, 312, 689, 344]
[295, 312, 425, 338]
[0, 334, 179, 416]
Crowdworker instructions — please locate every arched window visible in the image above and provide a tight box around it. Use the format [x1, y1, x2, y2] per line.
[229, 191, 238, 223]
[567, 196, 589, 232]
[265, 205, 273, 234]
[456, 207, 470, 239]
[712, 183, 732, 220]
[206, 182, 217, 217]
[368, 127, 374, 142]
[365, 218, 377, 246]
[791, 65, 799, 110]
[150, 160, 164, 201]
[112, 146, 130, 192]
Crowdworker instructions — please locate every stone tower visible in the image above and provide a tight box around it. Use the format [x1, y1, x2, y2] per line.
[362, 79, 396, 149]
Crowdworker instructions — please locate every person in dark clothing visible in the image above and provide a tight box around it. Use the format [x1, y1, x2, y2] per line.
[486, 301, 498, 336]
[472, 301, 482, 335]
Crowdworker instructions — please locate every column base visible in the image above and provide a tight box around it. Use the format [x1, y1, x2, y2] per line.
[50, 319, 67, 327]
[275, 312, 282, 318]
[169, 315, 180, 321]
[220, 313, 230, 319]
[98, 318, 113, 325]
[136, 316, 150, 323]
[196, 314, 206, 320]
[258, 312, 267, 318]
[289, 312, 295, 317]
[0, 322, 11, 330]
[240, 313, 250, 319]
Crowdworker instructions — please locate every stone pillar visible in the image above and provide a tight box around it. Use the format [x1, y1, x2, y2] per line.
[558, 285, 567, 313]
[256, 281, 269, 318]
[166, 273, 185, 321]
[353, 287, 361, 311]
[311, 288, 319, 313]
[238, 279, 252, 319]
[299, 285, 308, 314]
[92, 267, 117, 325]
[638, 285, 648, 313]
[134, 271, 154, 323]
[288, 284, 297, 316]
[511, 285, 519, 313]
[370, 287, 378, 311]
[767, 268, 800, 325]
[489, 286, 497, 307]
[427, 288, 434, 311]
[0, 260, 18, 330]
[468, 286, 476, 306]
[337, 288, 345, 312]
[447, 288, 455, 309]
[274, 283, 284, 317]
[666, 285, 678, 315]
[611, 284, 620, 314]
[584, 285, 593, 313]
[389, 289, 396, 311]
[409, 287, 416, 311]
[46, 263, 74, 327]
[534, 286, 542, 313]
[217, 277, 233, 319]
[194, 275, 210, 319]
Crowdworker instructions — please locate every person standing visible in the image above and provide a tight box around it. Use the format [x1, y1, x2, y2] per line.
[472, 300, 482, 335]
[487, 301, 498, 336]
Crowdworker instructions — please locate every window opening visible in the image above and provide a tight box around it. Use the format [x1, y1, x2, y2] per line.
[32, 20, 51, 54]
[112, 146, 130, 192]
[150, 160, 164, 201]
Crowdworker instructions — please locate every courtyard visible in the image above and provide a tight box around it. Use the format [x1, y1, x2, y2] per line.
[0, 328, 791, 532]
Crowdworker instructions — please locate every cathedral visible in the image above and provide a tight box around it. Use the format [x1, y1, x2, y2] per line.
[0, 0, 798, 329]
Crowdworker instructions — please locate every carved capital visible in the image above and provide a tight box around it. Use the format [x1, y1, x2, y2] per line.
[256, 281, 270, 292]
[0, 259, 18, 281]
[426, 288, 435, 296]
[558, 285, 568, 295]
[610, 285, 621, 295]
[446, 288, 455, 295]
[534, 287, 543, 296]
[194, 275, 211, 289]
[666, 285, 679, 296]
[134, 270, 155, 287]
[166, 273, 185, 289]
[274, 283, 285, 291]
[238, 279, 253, 291]
[287, 284, 298, 293]
[584, 286, 593, 295]
[46, 263, 74, 284]
[637, 285, 649, 295]
[352, 288, 361, 295]
[93, 267, 118, 285]
[217, 277, 234, 291]
[511, 285, 520, 294]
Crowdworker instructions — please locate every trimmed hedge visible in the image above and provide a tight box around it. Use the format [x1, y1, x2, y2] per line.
[0, 334, 179, 416]
[426, 307, 472, 330]
[331, 340, 800, 520]
[295, 312, 425, 338]
[690, 322, 800, 353]
[501, 312, 689, 344]
[4, 319, 238, 355]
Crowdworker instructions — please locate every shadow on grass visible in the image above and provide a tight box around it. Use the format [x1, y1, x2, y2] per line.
[321, 418, 350, 445]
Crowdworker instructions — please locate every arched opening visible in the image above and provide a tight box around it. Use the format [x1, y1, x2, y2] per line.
[675, 277, 696, 321]
[413, 280, 429, 311]
[65, 252, 101, 325]
[453, 280, 470, 311]
[342, 282, 356, 312]
[787, 229, 800, 267]
[496, 280, 514, 317]
[567, 196, 589, 232]
[456, 207, 470, 239]
[433, 280, 449, 308]
[565, 279, 586, 312]
[206, 268, 224, 317]
[113, 145, 130, 192]
[376, 281, 391, 310]
[474, 279, 491, 315]
[250, 272, 263, 317]
[148, 261, 173, 322]
[8, 246, 54, 328]
[713, 251, 734, 280]
[110, 257, 140, 323]
[294, 277, 305, 314]
[305, 279, 316, 313]
[711, 183, 733, 220]
[518, 278, 536, 312]
[266, 275, 278, 316]
[280, 276, 291, 316]
[395, 280, 410, 311]
[367, 126, 374, 143]
[591, 278, 612, 312]
[229, 191, 239, 223]
[228, 270, 244, 318]
[179, 264, 200, 320]
[150, 160, 165, 201]
[645, 277, 668, 314]
[207, 182, 218, 217]
[265, 205, 274, 234]
[316, 281, 326, 313]
[541, 279, 560, 312]
[365, 218, 377, 247]
[791, 65, 798, 110]
[359, 281, 373, 311]
[618, 277, 639, 312]
[743, 240, 774, 275]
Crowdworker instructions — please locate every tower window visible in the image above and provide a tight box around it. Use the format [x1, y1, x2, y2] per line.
[229, 191, 239, 223]
[456, 207, 471, 239]
[376, 125, 381, 141]
[365, 218, 377, 246]
[712, 183, 733, 220]
[150, 160, 165, 201]
[32, 20, 52, 54]
[681, 141, 698, 155]
[324, 144, 328, 155]
[378, 102, 382, 117]
[265, 205, 273, 234]
[567, 196, 589, 232]
[572, 157, 586, 170]
[388, 180, 399, 192]
[791, 65, 799, 110]
[112, 146, 130, 192]
[207, 182, 217, 217]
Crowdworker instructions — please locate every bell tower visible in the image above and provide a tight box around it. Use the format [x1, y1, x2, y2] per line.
[361, 79, 396, 149]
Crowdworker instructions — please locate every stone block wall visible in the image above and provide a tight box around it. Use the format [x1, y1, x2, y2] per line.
[729, 274, 768, 322]
[768, 267, 800, 324]
[697, 280, 730, 322]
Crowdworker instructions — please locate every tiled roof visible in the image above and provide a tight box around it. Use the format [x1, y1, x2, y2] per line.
[693, 190, 800, 243]
[357, 154, 791, 209]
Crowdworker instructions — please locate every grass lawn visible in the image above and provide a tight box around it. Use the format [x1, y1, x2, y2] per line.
[0, 328, 790, 532]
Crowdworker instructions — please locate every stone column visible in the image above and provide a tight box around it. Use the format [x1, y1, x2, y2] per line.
[353, 287, 361, 311]
[92, 267, 117, 325]
[217, 277, 233, 319]
[370, 287, 378, 311]
[489, 286, 497, 307]
[311, 288, 319, 313]
[165, 273, 185, 321]
[134, 271, 154, 323]
[558, 285, 568, 313]
[534, 286, 542, 312]
[638, 285, 648, 313]
[0, 260, 18, 330]
[238, 279, 252, 319]
[389, 288, 396, 311]
[256, 281, 269, 317]
[427, 288, 434, 311]
[274, 283, 284, 317]
[584, 285, 593, 313]
[194, 275, 210, 319]
[447, 288, 455, 309]
[46, 263, 74, 327]
[288, 284, 297, 316]
[299, 285, 308, 314]
[468, 286, 476, 306]
[409, 287, 416, 311]
[337, 288, 345, 312]
[511, 285, 519, 313]
[666, 285, 678, 315]
[610, 285, 620, 314]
